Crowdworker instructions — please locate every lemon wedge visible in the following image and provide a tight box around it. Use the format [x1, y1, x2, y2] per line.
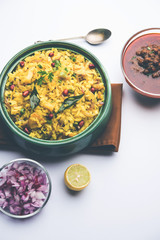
[64, 164, 91, 191]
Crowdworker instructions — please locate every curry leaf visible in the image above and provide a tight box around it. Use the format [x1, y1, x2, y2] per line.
[30, 87, 40, 110]
[37, 76, 46, 86]
[57, 94, 84, 113]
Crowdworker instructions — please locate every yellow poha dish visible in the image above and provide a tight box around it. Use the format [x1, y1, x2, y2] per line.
[4, 48, 105, 140]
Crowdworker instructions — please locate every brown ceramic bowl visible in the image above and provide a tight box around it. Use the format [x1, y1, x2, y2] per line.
[121, 28, 160, 98]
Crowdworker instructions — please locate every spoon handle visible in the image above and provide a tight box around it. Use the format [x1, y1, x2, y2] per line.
[34, 36, 85, 44]
[54, 36, 85, 41]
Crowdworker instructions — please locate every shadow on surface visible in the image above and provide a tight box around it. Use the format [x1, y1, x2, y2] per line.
[0, 144, 115, 164]
[63, 184, 82, 196]
[131, 90, 160, 108]
[0, 145, 73, 164]
[82, 149, 114, 157]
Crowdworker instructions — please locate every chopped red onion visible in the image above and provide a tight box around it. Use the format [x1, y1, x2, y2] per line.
[0, 161, 49, 216]
[99, 101, 104, 105]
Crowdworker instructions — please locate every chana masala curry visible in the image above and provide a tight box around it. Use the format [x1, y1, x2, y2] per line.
[123, 33, 160, 95]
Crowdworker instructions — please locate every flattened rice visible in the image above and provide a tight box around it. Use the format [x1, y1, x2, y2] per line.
[4, 48, 105, 140]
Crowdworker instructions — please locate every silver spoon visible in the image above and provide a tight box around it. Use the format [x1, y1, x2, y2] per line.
[53, 28, 112, 45]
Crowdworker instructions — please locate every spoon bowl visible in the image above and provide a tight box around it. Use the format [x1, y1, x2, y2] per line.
[85, 28, 112, 45]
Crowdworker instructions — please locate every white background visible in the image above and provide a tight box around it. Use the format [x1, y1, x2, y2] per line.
[0, 0, 160, 239]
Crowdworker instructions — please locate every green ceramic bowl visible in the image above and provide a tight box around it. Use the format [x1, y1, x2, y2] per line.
[0, 42, 112, 156]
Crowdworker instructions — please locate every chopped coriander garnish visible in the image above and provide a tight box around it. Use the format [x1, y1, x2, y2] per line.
[64, 67, 68, 72]
[20, 108, 25, 115]
[52, 60, 61, 70]
[70, 56, 76, 62]
[38, 64, 43, 69]
[36, 71, 54, 85]
[48, 72, 54, 82]
[38, 70, 47, 76]
[72, 73, 76, 78]
[37, 76, 46, 86]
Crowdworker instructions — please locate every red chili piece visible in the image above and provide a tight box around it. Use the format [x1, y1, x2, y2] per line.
[51, 62, 55, 67]
[20, 61, 25, 67]
[22, 90, 29, 97]
[89, 64, 95, 69]
[49, 52, 54, 57]
[24, 127, 30, 134]
[63, 89, 68, 96]
[10, 84, 15, 91]
[91, 87, 95, 93]
[48, 113, 53, 119]
[79, 120, 84, 128]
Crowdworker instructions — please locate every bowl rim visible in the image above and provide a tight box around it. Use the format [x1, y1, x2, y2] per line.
[121, 27, 160, 98]
[0, 41, 112, 146]
[0, 158, 52, 218]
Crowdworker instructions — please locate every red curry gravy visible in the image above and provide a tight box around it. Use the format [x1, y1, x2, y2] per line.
[123, 33, 160, 95]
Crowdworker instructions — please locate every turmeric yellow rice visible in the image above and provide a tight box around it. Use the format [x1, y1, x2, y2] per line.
[4, 48, 105, 140]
